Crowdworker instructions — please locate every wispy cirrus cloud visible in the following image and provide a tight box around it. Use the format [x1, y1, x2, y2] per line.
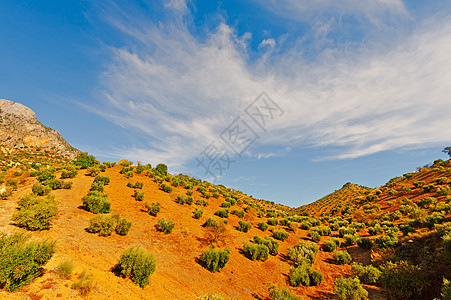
[86, 0, 451, 170]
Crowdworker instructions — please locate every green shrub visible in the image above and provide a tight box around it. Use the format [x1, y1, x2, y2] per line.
[379, 260, 426, 299]
[334, 277, 368, 300]
[74, 152, 99, 169]
[308, 230, 321, 242]
[215, 208, 229, 218]
[203, 217, 219, 228]
[289, 261, 323, 287]
[115, 217, 132, 236]
[243, 242, 269, 261]
[127, 181, 143, 189]
[237, 221, 252, 232]
[288, 240, 319, 265]
[344, 234, 359, 246]
[351, 263, 381, 284]
[301, 221, 312, 230]
[82, 191, 111, 214]
[115, 246, 156, 287]
[145, 202, 160, 217]
[176, 195, 193, 205]
[195, 199, 209, 206]
[312, 226, 331, 236]
[0, 233, 55, 291]
[200, 245, 230, 272]
[438, 186, 451, 196]
[323, 238, 341, 252]
[374, 230, 399, 249]
[418, 196, 437, 208]
[423, 183, 436, 192]
[93, 175, 110, 185]
[368, 224, 383, 236]
[267, 217, 278, 226]
[90, 182, 104, 192]
[156, 218, 175, 234]
[272, 229, 289, 241]
[231, 209, 245, 218]
[220, 201, 231, 208]
[357, 238, 373, 249]
[258, 222, 268, 231]
[267, 283, 300, 300]
[133, 190, 144, 201]
[334, 250, 352, 264]
[31, 183, 51, 196]
[12, 195, 59, 231]
[37, 170, 56, 183]
[193, 208, 203, 219]
[86, 167, 101, 177]
[60, 169, 78, 179]
[413, 180, 426, 188]
[339, 227, 356, 238]
[253, 236, 279, 255]
[423, 211, 445, 228]
[160, 183, 172, 193]
[87, 214, 131, 236]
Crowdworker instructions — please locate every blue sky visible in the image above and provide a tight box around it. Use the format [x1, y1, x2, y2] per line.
[1, 0, 451, 207]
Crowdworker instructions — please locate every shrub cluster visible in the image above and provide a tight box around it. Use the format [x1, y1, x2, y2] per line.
[0, 233, 55, 291]
[258, 222, 269, 231]
[133, 190, 144, 201]
[333, 250, 352, 265]
[12, 195, 59, 231]
[160, 183, 172, 193]
[82, 191, 111, 214]
[115, 246, 156, 287]
[237, 221, 252, 232]
[289, 261, 323, 287]
[200, 245, 230, 272]
[215, 208, 229, 218]
[351, 263, 381, 284]
[145, 202, 160, 216]
[379, 260, 426, 299]
[288, 241, 319, 265]
[322, 238, 341, 252]
[243, 242, 269, 261]
[268, 283, 299, 300]
[273, 229, 289, 241]
[156, 218, 175, 234]
[334, 277, 368, 300]
[253, 236, 279, 255]
[176, 195, 193, 205]
[193, 208, 203, 219]
[31, 183, 51, 196]
[127, 181, 144, 189]
[60, 169, 77, 179]
[87, 214, 132, 236]
[231, 209, 245, 218]
[195, 199, 209, 206]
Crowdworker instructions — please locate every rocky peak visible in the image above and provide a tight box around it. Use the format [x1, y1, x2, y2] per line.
[0, 99, 80, 159]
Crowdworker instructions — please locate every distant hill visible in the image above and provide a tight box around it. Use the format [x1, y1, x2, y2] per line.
[296, 182, 372, 217]
[0, 99, 79, 159]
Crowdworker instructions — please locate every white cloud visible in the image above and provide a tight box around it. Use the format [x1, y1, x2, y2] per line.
[89, 2, 451, 170]
[254, 0, 407, 25]
[259, 38, 276, 49]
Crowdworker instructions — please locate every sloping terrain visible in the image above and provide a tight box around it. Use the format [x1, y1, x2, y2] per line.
[0, 147, 450, 299]
[296, 183, 372, 217]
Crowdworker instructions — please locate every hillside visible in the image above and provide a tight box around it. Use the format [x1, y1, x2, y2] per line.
[0, 146, 450, 299]
[0, 99, 80, 159]
[296, 183, 372, 217]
